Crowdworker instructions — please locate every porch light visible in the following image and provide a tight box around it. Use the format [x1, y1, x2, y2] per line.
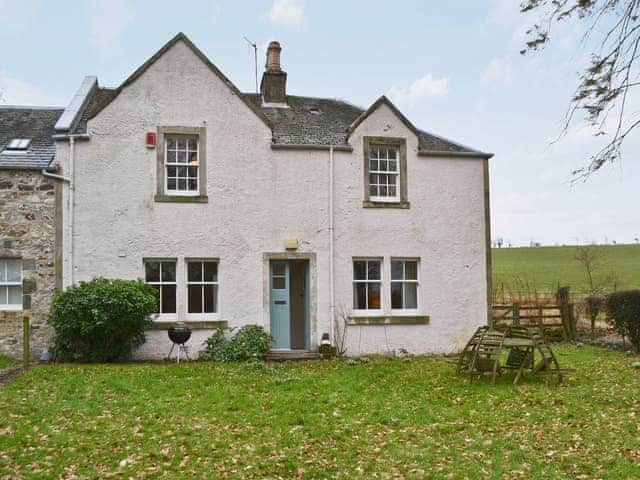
[321, 333, 331, 345]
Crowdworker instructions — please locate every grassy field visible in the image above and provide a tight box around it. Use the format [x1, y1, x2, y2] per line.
[1, 346, 640, 479]
[493, 244, 640, 300]
[0, 356, 15, 369]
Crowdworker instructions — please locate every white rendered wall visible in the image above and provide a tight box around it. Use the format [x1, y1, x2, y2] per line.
[60, 39, 488, 359]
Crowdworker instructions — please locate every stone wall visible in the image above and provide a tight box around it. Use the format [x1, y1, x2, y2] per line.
[0, 170, 57, 359]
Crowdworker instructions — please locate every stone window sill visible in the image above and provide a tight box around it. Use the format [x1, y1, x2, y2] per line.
[154, 194, 208, 203]
[146, 320, 228, 330]
[347, 315, 429, 326]
[362, 201, 410, 209]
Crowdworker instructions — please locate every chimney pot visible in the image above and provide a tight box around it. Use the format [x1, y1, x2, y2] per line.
[266, 41, 282, 71]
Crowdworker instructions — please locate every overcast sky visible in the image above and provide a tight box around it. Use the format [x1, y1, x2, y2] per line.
[1, 0, 638, 246]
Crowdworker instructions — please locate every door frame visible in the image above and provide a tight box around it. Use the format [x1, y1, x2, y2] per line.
[263, 252, 317, 350]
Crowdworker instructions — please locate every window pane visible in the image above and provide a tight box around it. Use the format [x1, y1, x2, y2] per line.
[161, 262, 176, 282]
[188, 153, 198, 165]
[353, 261, 366, 280]
[188, 179, 198, 191]
[177, 166, 187, 177]
[388, 148, 397, 159]
[188, 285, 202, 313]
[166, 138, 176, 149]
[4, 259, 18, 281]
[177, 151, 187, 163]
[0, 286, 6, 305]
[272, 277, 285, 289]
[151, 285, 160, 312]
[354, 283, 367, 309]
[405, 283, 418, 309]
[369, 147, 378, 159]
[0, 262, 5, 282]
[367, 261, 381, 280]
[368, 283, 381, 309]
[391, 282, 403, 309]
[166, 150, 176, 163]
[145, 262, 160, 282]
[272, 263, 285, 276]
[369, 185, 378, 197]
[369, 159, 378, 171]
[391, 261, 403, 280]
[178, 179, 187, 190]
[389, 160, 397, 172]
[379, 186, 387, 197]
[405, 261, 418, 280]
[8, 286, 21, 305]
[204, 262, 218, 282]
[162, 285, 176, 313]
[167, 178, 176, 190]
[188, 166, 198, 177]
[188, 262, 202, 282]
[177, 139, 187, 149]
[167, 166, 177, 177]
[204, 285, 216, 313]
[388, 186, 397, 197]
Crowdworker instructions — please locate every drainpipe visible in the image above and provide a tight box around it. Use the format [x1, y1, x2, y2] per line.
[329, 146, 335, 341]
[50, 133, 89, 288]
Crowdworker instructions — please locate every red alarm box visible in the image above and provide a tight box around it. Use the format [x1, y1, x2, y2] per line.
[145, 132, 157, 148]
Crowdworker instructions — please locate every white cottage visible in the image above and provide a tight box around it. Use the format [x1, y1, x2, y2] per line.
[53, 33, 493, 359]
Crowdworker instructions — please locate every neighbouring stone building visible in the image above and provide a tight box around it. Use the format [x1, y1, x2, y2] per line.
[0, 107, 63, 359]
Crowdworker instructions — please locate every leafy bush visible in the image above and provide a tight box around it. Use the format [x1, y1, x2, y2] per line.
[49, 278, 157, 362]
[199, 325, 272, 362]
[607, 290, 640, 352]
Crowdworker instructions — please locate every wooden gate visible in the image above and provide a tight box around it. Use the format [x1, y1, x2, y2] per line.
[491, 303, 576, 341]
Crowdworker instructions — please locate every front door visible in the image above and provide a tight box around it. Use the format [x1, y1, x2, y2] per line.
[270, 261, 290, 349]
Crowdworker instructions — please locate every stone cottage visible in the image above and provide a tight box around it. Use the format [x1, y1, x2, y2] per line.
[0, 107, 63, 359]
[50, 33, 493, 359]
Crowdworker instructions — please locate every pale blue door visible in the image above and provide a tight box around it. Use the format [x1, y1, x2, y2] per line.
[270, 261, 290, 349]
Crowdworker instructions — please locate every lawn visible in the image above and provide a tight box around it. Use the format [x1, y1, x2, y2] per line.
[1, 346, 639, 479]
[0, 355, 15, 370]
[493, 244, 640, 299]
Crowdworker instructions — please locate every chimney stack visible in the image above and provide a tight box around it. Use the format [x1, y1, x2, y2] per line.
[261, 41, 287, 104]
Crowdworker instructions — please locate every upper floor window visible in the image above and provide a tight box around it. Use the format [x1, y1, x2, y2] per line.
[363, 137, 408, 208]
[369, 145, 400, 202]
[155, 127, 207, 203]
[353, 259, 382, 311]
[0, 259, 22, 311]
[6, 139, 31, 150]
[165, 136, 199, 194]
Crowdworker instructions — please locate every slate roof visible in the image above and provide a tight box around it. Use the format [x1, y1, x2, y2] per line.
[68, 33, 489, 157]
[0, 107, 63, 169]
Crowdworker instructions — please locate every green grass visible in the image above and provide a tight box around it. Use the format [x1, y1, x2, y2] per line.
[1, 346, 640, 479]
[493, 244, 640, 298]
[0, 355, 15, 369]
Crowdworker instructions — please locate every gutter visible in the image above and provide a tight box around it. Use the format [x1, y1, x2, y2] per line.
[271, 143, 353, 152]
[417, 150, 494, 159]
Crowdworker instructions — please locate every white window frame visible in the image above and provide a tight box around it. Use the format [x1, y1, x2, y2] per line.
[144, 259, 177, 322]
[369, 144, 401, 203]
[164, 136, 200, 197]
[390, 258, 420, 314]
[185, 259, 220, 321]
[0, 259, 22, 311]
[352, 258, 383, 314]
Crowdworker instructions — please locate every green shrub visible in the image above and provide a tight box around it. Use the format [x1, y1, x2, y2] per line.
[49, 278, 157, 362]
[585, 295, 605, 331]
[200, 325, 272, 362]
[607, 290, 640, 352]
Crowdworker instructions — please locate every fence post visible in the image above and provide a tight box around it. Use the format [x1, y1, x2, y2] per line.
[23, 316, 30, 369]
[513, 303, 520, 326]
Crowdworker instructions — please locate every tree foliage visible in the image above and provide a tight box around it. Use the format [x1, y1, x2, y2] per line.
[521, 0, 640, 179]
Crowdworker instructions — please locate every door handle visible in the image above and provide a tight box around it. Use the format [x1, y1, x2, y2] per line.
[274, 300, 286, 305]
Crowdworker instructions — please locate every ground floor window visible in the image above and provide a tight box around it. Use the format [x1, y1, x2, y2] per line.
[144, 260, 176, 315]
[187, 260, 218, 317]
[353, 259, 382, 311]
[0, 259, 22, 311]
[391, 259, 419, 310]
